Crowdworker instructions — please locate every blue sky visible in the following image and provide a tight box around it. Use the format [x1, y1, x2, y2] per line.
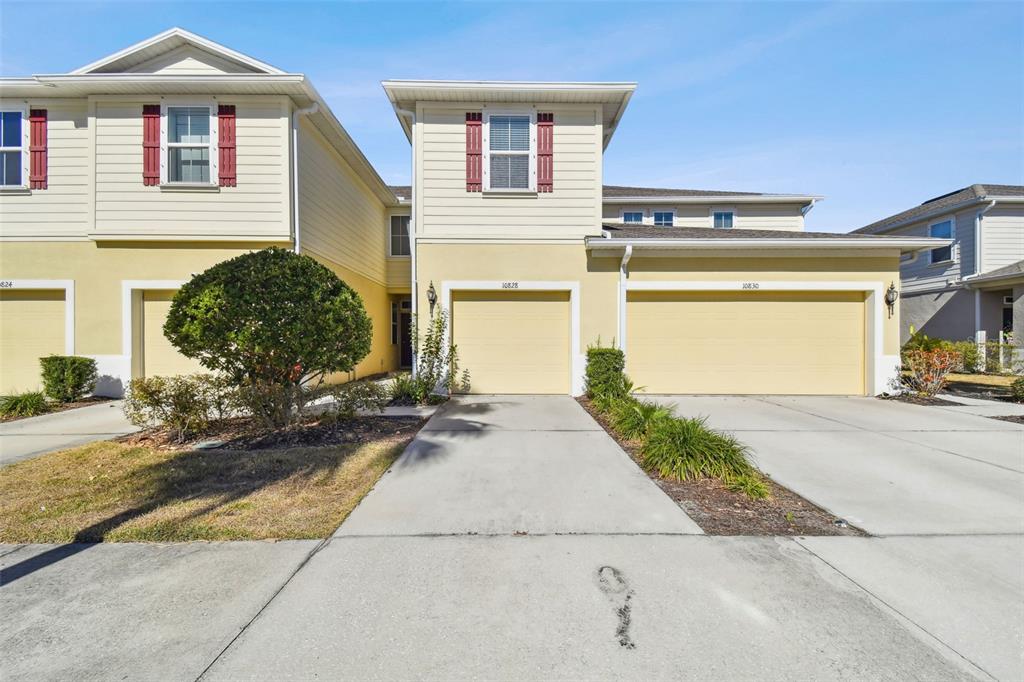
[2, 1, 1022, 231]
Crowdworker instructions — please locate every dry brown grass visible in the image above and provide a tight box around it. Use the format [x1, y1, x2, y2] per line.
[945, 373, 1016, 390]
[0, 434, 411, 543]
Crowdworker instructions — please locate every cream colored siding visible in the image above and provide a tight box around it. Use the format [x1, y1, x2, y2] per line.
[417, 104, 602, 239]
[452, 291, 570, 394]
[627, 291, 865, 395]
[0, 102, 90, 238]
[0, 290, 66, 393]
[93, 98, 290, 239]
[386, 258, 411, 290]
[125, 47, 260, 75]
[297, 117, 387, 285]
[981, 205, 1024, 273]
[141, 290, 204, 377]
[601, 202, 805, 230]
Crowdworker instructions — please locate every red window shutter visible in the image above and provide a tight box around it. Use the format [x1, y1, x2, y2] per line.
[218, 104, 236, 187]
[28, 109, 47, 190]
[537, 112, 553, 193]
[142, 104, 160, 186]
[465, 112, 482, 192]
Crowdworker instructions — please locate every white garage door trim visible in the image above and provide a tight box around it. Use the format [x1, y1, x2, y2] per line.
[440, 280, 583, 395]
[621, 280, 896, 396]
[0, 279, 75, 354]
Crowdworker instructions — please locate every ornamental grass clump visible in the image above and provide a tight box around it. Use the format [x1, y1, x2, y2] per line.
[609, 397, 673, 441]
[0, 391, 48, 418]
[641, 416, 755, 483]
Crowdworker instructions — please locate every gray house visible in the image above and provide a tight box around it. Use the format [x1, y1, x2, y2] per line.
[852, 184, 1023, 348]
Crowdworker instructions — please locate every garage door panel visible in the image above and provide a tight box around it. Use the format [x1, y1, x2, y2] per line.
[142, 291, 204, 378]
[452, 291, 570, 394]
[0, 290, 66, 393]
[627, 291, 865, 395]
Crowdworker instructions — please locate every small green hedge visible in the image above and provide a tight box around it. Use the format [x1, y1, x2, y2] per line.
[1012, 377, 1024, 403]
[39, 355, 98, 403]
[585, 346, 626, 398]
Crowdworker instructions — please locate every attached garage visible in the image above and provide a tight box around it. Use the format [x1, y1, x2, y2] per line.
[451, 290, 571, 394]
[140, 290, 204, 378]
[0, 289, 68, 393]
[626, 290, 866, 395]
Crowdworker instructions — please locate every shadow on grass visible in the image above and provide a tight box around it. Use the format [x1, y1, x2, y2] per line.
[1, 444, 354, 586]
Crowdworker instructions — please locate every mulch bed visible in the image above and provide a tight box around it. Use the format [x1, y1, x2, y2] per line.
[0, 396, 114, 423]
[578, 397, 866, 537]
[119, 414, 424, 452]
[992, 415, 1024, 425]
[881, 394, 963, 407]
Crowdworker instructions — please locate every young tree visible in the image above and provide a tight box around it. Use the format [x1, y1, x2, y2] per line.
[164, 247, 372, 426]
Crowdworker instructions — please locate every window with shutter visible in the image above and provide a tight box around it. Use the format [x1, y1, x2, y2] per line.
[142, 104, 161, 185]
[482, 110, 536, 192]
[218, 105, 236, 187]
[537, 112, 553, 192]
[0, 107, 28, 187]
[466, 112, 482, 192]
[29, 109, 47, 190]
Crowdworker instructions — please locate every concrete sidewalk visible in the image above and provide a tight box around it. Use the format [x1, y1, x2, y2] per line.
[0, 401, 138, 465]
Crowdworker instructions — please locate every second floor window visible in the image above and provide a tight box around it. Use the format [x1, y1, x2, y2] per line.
[390, 215, 411, 256]
[167, 106, 212, 184]
[486, 114, 532, 190]
[929, 219, 953, 263]
[623, 212, 643, 224]
[0, 110, 24, 187]
[713, 211, 734, 229]
[653, 211, 674, 227]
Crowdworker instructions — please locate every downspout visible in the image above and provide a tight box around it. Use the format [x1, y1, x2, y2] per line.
[618, 245, 633, 351]
[291, 101, 320, 253]
[395, 107, 418, 374]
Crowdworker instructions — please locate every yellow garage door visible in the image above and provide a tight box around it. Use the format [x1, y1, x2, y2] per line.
[142, 291, 204, 378]
[0, 290, 66, 393]
[627, 291, 865, 395]
[452, 291, 570, 394]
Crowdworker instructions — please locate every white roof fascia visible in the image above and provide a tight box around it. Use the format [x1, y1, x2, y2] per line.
[602, 195, 822, 204]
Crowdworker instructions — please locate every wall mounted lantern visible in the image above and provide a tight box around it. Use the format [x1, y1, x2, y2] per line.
[427, 281, 438, 317]
[884, 282, 899, 318]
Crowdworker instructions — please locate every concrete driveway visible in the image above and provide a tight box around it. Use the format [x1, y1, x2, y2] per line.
[0, 401, 138, 466]
[652, 395, 1024, 536]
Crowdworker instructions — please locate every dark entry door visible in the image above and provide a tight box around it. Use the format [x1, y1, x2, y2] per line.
[399, 309, 413, 368]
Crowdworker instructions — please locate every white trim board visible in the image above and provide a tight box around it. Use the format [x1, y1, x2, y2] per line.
[121, 280, 187, 382]
[439, 280, 583, 396]
[0, 279, 75, 355]
[621, 279, 893, 396]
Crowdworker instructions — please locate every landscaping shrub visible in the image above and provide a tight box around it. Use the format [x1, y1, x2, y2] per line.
[585, 345, 626, 398]
[325, 380, 389, 420]
[1012, 377, 1024, 403]
[903, 330, 1014, 373]
[726, 473, 771, 500]
[123, 374, 236, 442]
[609, 397, 673, 441]
[387, 311, 469, 406]
[163, 247, 373, 427]
[39, 355, 97, 403]
[0, 391, 48, 418]
[641, 416, 754, 483]
[902, 349, 961, 397]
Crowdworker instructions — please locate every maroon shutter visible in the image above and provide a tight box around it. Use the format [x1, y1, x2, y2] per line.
[218, 104, 236, 187]
[465, 112, 482, 192]
[28, 109, 47, 190]
[142, 104, 160, 186]
[537, 112, 553, 193]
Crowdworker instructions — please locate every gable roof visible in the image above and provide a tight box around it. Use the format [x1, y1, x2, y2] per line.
[72, 27, 284, 75]
[853, 184, 1024, 235]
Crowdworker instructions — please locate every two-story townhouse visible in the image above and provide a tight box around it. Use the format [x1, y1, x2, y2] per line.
[852, 184, 1024, 348]
[0, 29, 411, 395]
[382, 80, 943, 396]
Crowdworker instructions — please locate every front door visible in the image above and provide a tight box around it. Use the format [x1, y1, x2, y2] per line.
[399, 304, 413, 368]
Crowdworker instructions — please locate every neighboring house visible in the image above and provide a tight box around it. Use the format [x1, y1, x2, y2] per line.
[382, 80, 942, 396]
[852, 184, 1024, 347]
[0, 29, 947, 399]
[0, 28, 411, 396]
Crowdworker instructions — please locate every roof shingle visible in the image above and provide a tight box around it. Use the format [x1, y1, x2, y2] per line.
[853, 184, 1024, 235]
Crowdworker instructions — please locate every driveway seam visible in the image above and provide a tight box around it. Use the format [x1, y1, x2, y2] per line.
[0, 544, 28, 560]
[194, 537, 333, 681]
[792, 537, 999, 681]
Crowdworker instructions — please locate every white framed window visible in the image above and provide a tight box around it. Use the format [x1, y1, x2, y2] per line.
[482, 109, 536, 192]
[928, 218, 954, 264]
[389, 215, 411, 257]
[0, 105, 29, 188]
[622, 211, 644, 224]
[160, 100, 218, 185]
[653, 211, 674, 227]
[713, 211, 734, 229]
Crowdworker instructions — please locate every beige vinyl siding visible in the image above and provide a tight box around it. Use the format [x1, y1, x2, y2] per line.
[125, 47, 260, 75]
[417, 103, 602, 240]
[386, 258, 411, 290]
[0, 102, 90, 238]
[93, 97, 290, 239]
[297, 116, 387, 285]
[601, 202, 805, 230]
[980, 205, 1024, 273]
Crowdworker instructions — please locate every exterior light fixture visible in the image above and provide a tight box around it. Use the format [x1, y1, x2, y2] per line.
[427, 281, 438, 317]
[884, 282, 899, 318]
